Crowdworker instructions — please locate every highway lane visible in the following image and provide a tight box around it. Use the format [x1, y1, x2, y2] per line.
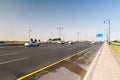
[0, 41, 102, 80]
[0, 42, 92, 65]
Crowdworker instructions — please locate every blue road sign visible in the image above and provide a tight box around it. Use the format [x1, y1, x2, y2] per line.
[96, 34, 103, 38]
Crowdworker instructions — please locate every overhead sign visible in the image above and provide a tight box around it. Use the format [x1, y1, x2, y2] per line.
[96, 34, 103, 38]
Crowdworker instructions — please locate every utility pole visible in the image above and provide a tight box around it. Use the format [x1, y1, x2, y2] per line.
[76, 32, 80, 41]
[62, 34, 65, 41]
[29, 29, 32, 41]
[85, 34, 88, 41]
[51, 33, 53, 39]
[104, 19, 111, 45]
[104, 29, 108, 43]
[57, 27, 64, 40]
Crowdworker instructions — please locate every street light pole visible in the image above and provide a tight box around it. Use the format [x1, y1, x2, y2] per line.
[104, 29, 109, 42]
[29, 29, 31, 41]
[109, 20, 111, 45]
[57, 27, 64, 40]
[104, 29, 108, 43]
[104, 19, 111, 45]
[76, 32, 80, 41]
[51, 33, 53, 39]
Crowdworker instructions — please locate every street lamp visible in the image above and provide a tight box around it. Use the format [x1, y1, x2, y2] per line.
[84, 34, 87, 41]
[51, 33, 53, 39]
[104, 19, 111, 45]
[76, 32, 80, 41]
[57, 27, 64, 40]
[29, 29, 32, 41]
[104, 29, 108, 43]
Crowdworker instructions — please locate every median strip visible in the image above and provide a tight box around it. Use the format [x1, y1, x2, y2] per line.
[17, 46, 95, 80]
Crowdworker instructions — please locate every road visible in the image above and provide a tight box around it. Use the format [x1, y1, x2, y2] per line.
[37, 42, 103, 80]
[0, 41, 102, 80]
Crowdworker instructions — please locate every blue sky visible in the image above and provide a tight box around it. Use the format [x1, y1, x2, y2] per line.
[0, 0, 120, 41]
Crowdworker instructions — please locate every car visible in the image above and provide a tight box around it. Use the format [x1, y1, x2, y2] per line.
[24, 41, 39, 47]
[57, 41, 65, 44]
[91, 41, 95, 44]
[68, 41, 75, 44]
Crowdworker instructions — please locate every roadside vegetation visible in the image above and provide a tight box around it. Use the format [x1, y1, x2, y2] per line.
[0, 38, 41, 44]
[48, 38, 61, 41]
[110, 43, 120, 59]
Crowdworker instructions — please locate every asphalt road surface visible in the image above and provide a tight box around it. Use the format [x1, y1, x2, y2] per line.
[0, 41, 102, 80]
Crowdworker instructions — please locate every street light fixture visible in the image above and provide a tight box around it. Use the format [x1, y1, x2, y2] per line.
[104, 19, 111, 45]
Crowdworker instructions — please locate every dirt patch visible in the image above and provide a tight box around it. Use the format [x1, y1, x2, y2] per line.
[70, 55, 80, 61]
[77, 59, 87, 65]
[84, 56, 89, 60]
[63, 61, 86, 80]
[87, 61, 91, 66]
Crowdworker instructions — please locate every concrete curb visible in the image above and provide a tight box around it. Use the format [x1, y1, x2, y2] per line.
[83, 43, 104, 80]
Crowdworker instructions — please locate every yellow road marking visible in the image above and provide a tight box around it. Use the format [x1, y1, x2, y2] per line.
[17, 46, 95, 80]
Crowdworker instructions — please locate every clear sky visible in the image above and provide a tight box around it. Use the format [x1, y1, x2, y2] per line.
[0, 0, 120, 41]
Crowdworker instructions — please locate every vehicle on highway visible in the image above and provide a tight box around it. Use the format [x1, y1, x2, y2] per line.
[57, 41, 65, 44]
[91, 41, 95, 44]
[24, 41, 39, 47]
[68, 41, 75, 44]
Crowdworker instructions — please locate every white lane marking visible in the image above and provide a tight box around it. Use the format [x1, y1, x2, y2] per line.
[0, 50, 8, 52]
[0, 53, 19, 57]
[65, 47, 75, 50]
[50, 46, 65, 50]
[0, 47, 6, 48]
[0, 57, 29, 65]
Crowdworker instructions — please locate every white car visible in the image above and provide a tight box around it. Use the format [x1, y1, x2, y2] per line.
[91, 41, 95, 44]
[24, 42, 39, 47]
[57, 41, 65, 44]
[68, 41, 75, 44]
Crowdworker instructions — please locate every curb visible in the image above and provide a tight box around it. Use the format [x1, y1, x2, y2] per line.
[83, 43, 104, 80]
